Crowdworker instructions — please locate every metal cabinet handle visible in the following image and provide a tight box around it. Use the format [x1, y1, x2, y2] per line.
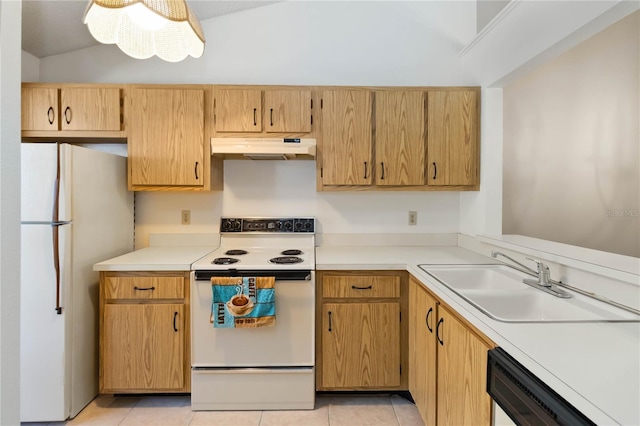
[253, 108, 257, 126]
[194, 162, 199, 180]
[270, 108, 274, 126]
[173, 311, 178, 332]
[364, 162, 368, 179]
[426, 307, 433, 333]
[432, 162, 437, 180]
[328, 311, 332, 332]
[351, 285, 372, 290]
[64, 106, 71, 124]
[47, 106, 55, 125]
[436, 318, 444, 346]
[134, 286, 155, 291]
[381, 162, 385, 180]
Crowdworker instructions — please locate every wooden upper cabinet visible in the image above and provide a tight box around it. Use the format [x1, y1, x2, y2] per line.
[427, 90, 479, 187]
[320, 90, 373, 186]
[60, 88, 121, 131]
[264, 90, 311, 133]
[214, 88, 262, 132]
[22, 85, 121, 133]
[375, 91, 427, 186]
[129, 87, 205, 187]
[22, 87, 58, 131]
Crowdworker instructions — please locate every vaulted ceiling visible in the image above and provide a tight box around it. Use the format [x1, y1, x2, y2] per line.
[22, 0, 276, 58]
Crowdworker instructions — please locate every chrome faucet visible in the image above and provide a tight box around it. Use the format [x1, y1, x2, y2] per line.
[524, 258, 551, 287]
[490, 251, 570, 298]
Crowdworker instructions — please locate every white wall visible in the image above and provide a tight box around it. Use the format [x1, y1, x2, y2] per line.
[0, 1, 22, 423]
[38, 1, 477, 248]
[21, 50, 39, 81]
[135, 160, 460, 248]
[502, 11, 639, 257]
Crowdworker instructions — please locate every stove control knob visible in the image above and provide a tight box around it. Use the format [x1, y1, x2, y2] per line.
[283, 221, 293, 231]
[304, 221, 314, 232]
[221, 218, 241, 232]
[295, 221, 303, 231]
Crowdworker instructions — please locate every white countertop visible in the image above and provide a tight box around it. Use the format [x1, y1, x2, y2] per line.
[93, 242, 639, 424]
[93, 246, 216, 271]
[318, 245, 640, 425]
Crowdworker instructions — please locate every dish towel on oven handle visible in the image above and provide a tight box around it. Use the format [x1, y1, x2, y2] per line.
[210, 277, 276, 328]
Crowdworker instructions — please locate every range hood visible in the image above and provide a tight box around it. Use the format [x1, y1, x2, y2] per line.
[211, 138, 316, 160]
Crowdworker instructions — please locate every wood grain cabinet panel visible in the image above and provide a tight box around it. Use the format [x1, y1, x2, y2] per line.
[408, 275, 494, 426]
[214, 88, 262, 132]
[21, 85, 122, 134]
[408, 276, 437, 426]
[105, 276, 184, 300]
[316, 271, 407, 391]
[322, 302, 400, 388]
[437, 305, 492, 426]
[323, 275, 400, 299]
[102, 304, 185, 391]
[99, 271, 190, 393]
[320, 90, 373, 186]
[129, 87, 204, 187]
[427, 90, 479, 186]
[21, 87, 59, 131]
[264, 90, 311, 133]
[375, 91, 427, 186]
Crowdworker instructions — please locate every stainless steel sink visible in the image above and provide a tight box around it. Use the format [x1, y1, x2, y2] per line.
[419, 264, 640, 323]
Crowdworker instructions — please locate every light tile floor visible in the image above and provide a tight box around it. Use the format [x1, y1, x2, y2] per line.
[25, 394, 425, 426]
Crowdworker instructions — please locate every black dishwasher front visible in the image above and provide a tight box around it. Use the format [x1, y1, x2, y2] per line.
[487, 347, 595, 426]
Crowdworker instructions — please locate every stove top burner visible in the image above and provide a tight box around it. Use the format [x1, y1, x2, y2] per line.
[269, 256, 303, 265]
[212, 257, 240, 265]
[225, 249, 248, 256]
[281, 249, 303, 256]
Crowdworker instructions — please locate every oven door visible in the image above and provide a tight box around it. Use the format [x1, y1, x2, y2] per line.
[191, 270, 315, 368]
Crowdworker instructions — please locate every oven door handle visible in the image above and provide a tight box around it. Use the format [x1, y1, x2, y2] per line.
[195, 269, 312, 281]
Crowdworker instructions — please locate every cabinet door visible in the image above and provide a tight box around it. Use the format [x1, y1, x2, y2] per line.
[60, 88, 121, 131]
[214, 88, 262, 132]
[427, 90, 478, 186]
[320, 90, 373, 185]
[22, 87, 58, 131]
[102, 304, 185, 391]
[408, 277, 437, 426]
[436, 306, 492, 426]
[129, 88, 204, 186]
[322, 302, 400, 388]
[264, 90, 311, 133]
[375, 91, 427, 186]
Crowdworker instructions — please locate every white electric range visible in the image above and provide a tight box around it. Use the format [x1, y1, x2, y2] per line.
[190, 217, 316, 411]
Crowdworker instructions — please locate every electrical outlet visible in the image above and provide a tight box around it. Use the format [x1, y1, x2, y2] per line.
[408, 211, 417, 226]
[181, 210, 191, 225]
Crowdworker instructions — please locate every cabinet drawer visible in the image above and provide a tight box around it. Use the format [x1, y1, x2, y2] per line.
[105, 276, 184, 300]
[323, 275, 400, 299]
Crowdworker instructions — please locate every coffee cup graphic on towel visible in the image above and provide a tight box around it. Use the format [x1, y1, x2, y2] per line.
[226, 286, 254, 317]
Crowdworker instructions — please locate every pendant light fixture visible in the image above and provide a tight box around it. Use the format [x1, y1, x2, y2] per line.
[83, 0, 205, 62]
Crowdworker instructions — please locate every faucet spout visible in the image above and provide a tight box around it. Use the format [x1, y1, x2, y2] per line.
[490, 251, 537, 275]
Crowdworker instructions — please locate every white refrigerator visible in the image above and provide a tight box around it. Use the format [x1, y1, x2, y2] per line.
[20, 143, 134, 422]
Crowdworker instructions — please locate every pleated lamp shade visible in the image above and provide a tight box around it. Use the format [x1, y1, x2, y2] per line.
[83, 0, 205, 62]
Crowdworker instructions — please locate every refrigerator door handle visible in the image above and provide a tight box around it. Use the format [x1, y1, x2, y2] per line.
[52, 143, 62, 315]
[52, 223, 62, 315]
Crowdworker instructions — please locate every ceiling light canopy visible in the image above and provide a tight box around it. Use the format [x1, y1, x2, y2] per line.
[83, 0, 205, 62]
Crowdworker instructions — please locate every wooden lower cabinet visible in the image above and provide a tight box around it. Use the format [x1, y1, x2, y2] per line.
[316, 271, 407, 391]
[99, 272, 190, 393]
[409, 277, 437, 425]
[409, 275, 494, 426]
